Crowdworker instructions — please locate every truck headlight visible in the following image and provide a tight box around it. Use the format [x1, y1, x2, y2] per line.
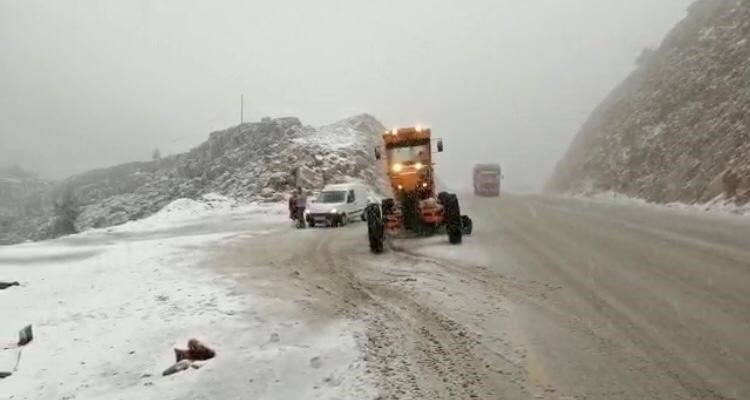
[415, 162, 423, 170]
[330, 208, 337, 214]
[392, 163, 403, 172]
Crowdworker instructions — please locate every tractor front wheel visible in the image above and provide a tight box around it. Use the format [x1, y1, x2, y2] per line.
[443, 193, 463, 244]
[366, 203, 385, 253]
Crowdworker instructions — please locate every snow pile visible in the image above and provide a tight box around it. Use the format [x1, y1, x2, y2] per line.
[106, 193, 238, 233]
[548, 0, 750, 208]
[134, 196, 232, 223]
[294, 113, 384, 151]
[0, 201, 372, 400]
[664, 195, 750, 216]
[86, 194, 287, 236]
[570, 190, 750, 217]
[287, 115, 390, 195]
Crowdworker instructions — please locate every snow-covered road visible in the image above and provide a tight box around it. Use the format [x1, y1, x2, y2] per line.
[3, 193, 750, 400]
[0, 197, 375, 400]
[215, 193, 750, 400]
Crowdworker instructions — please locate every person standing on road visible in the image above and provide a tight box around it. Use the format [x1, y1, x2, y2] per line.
[288, 190, 298, 221]
[295, 187, 307, 228]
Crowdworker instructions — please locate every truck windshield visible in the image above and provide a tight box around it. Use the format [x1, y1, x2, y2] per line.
[478, 172, 498, 182]
[318, 191, 346, 203]
[388, 144, 430, 165]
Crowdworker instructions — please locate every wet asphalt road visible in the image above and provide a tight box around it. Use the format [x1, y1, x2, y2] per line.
[201, 194, 750, 399]
[462, 194, 750, 400]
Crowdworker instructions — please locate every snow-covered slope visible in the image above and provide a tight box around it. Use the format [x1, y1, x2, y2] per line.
[547, 0, 750, 209]
[2, 114, 388, 244]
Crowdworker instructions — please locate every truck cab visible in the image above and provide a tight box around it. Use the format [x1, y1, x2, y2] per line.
[473, 163, 501, 197]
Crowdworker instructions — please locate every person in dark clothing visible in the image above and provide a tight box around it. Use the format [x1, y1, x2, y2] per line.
[295, 187, 307, 228]
[288, 191, 298, 221]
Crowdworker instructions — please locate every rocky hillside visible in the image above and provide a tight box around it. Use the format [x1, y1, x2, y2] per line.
[547, 0, 750, 207]
[0, 166, 53, 244]
[0, 114, 388, 244]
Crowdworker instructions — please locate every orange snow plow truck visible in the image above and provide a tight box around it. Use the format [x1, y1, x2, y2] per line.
[364, 126, 472, 253]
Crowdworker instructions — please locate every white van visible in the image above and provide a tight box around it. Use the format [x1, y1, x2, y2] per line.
[305, 182, 370, 227]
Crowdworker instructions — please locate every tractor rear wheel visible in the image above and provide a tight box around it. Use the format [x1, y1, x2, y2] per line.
[437, 191, 450, 206]
[461, 215, 473, 235]
[443, 193, 463, 244]
[366, 203, 385, 254]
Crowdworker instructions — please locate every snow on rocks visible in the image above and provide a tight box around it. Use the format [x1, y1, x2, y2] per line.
[2, 114, 389, 244]
[548, 1, 750, 208]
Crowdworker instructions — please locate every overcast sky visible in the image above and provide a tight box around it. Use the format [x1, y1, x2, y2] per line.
[0, 0, 692, 190]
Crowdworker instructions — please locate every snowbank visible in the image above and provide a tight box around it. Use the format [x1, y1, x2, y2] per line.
[570, 191, 750, 217]
[85, 193, 286, 235]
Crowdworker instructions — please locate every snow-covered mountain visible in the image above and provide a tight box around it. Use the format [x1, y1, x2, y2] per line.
[0, 114, 388, 244]
[547, 0, 749, 208]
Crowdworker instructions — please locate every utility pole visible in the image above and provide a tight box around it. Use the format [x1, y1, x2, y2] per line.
[240, 94, 244, 124]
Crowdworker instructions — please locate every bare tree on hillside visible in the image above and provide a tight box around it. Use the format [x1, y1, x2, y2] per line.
[51, 188, 80, 236]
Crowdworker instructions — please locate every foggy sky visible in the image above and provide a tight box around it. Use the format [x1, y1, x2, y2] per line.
[0, 0, 692, 191]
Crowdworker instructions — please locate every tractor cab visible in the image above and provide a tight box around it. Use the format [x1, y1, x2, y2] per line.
[376, 126, 442, 200]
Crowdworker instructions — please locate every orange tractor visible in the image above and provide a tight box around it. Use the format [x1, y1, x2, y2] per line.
[365, 126, 472, 253]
